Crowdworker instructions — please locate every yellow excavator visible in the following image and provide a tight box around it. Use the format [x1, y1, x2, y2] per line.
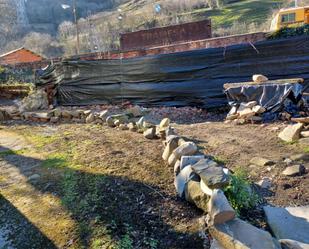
[270, 5, 309, 31]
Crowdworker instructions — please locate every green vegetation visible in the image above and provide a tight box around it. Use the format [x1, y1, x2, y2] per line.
[304, 147, 309, 153]
[187, 0, 284, 28]
[20, 129, 164, 248]
[224, 168, 259, 214]
[213, 156, 228, 165]
[268, 24, 309, 39]
[0, 149, 27, 158]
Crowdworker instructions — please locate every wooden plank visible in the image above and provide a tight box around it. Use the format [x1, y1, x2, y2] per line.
[291, 117, 309, 124]
[224, 78, 304, 90]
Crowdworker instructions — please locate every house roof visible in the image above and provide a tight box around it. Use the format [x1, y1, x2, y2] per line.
[0, 47, 44, 59]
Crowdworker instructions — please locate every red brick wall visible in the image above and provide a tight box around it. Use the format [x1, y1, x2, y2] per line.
[75, 32, 267, 60]
[120, 20, 212, 50]
[0, 49, 44, 66]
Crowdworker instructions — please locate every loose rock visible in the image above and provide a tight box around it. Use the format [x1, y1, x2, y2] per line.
[185, 180, 209, 212]
[192, 159, 229, 189]
[207, 189, 235, 225]
[279, 239, 309, 249]
[278, 123, 304, 142]
[159, 118, 170, 131]
[173, 142, 198, 160]
[256, 177, 272, 189]
[237, 108, 256, 119]
[174, 160, 181, 175]
[85, 113, 95, 123]
[179, 155, 205, 171]
[250, 157, 275, 167]
[264, 206, 309, 244]
[252, 105, 266, 114]
[106, 116, 115, 127]
[301, 131, 309, 138]
[99, 110, 109, 120]
[162, 136, 180, 161]
[282, 164, 306, 176]
[28, 174, 41, 181]
[175, 166, 197, 198]
[119, 124, 129, 130]
[114, 119, 121, 127]
[290, 154, 309, 162]
[144, 127, 156, 139]
[253, 74, 269, 83]
[209, 218, 280, 249]
[128, 122, 137, 132]
[136, 117, 145, 130]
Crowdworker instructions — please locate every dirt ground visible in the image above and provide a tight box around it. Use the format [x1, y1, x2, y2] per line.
[0, 117, 308, 249]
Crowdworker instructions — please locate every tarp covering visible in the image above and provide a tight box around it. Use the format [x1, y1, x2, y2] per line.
[225, 82, 304, 111]
[37, 36, 309, 108]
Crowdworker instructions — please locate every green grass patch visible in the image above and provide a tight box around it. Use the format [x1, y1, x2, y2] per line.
[213, 156, 228, 165]
[0, 149, 27, 157]
[187, 0, 285, 28]
[41, 152, 70, 169]
[304, 147, 309, 153]
[26, 134, 59, 149]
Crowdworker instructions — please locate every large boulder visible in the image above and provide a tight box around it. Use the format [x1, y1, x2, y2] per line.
[18, 89, 49, 112]
[159, 118, 170, 131]
[136, 117, 145, 130]
[144, 127, 156, 139]
[278, 123, 304, 142]
[192, 159, 229, 189]
[264, 206, 309, 244]
[209, 218, 281, 249]
[238, 108, 256, 119]
[185, 180, 209, 212]
[99, 110, 109, 120]
[207, 189, 235, 225]
[279, 239, 309, 249]
[162, 136, 180, 161]
[179, 155, 205, 171]
[173, 142, 198, 160]
[175, 166, 198, 198]
[282, 164, 306, 176]
[86, 113, 95, 123]
[252, 105, 266, 114]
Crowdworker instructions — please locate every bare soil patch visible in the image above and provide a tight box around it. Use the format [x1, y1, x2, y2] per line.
[176, 122, 309, 207]
[0, 117, 308, 248]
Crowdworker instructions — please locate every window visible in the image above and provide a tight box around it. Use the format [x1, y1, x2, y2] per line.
[281, 13, 296, 23]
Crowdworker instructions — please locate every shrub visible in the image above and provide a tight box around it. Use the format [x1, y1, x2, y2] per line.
[224, 168, 259, 214]
[267, 24, 309, 40]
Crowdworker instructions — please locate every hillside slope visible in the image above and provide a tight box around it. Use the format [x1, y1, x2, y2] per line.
[59, 0, 288, 54]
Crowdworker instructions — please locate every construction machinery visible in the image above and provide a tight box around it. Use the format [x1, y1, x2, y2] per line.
[270, 6, 309, 31]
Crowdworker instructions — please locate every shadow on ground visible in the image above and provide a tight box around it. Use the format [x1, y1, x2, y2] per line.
[0, 145, 204, 249]
[0, 194, 58, 249]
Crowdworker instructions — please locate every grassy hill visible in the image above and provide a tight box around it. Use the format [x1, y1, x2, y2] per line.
[187, 0, 285, 28]
[9, 0, 296, 56]
[61, 0, 289, 54]
[93, 0, 288, 30]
